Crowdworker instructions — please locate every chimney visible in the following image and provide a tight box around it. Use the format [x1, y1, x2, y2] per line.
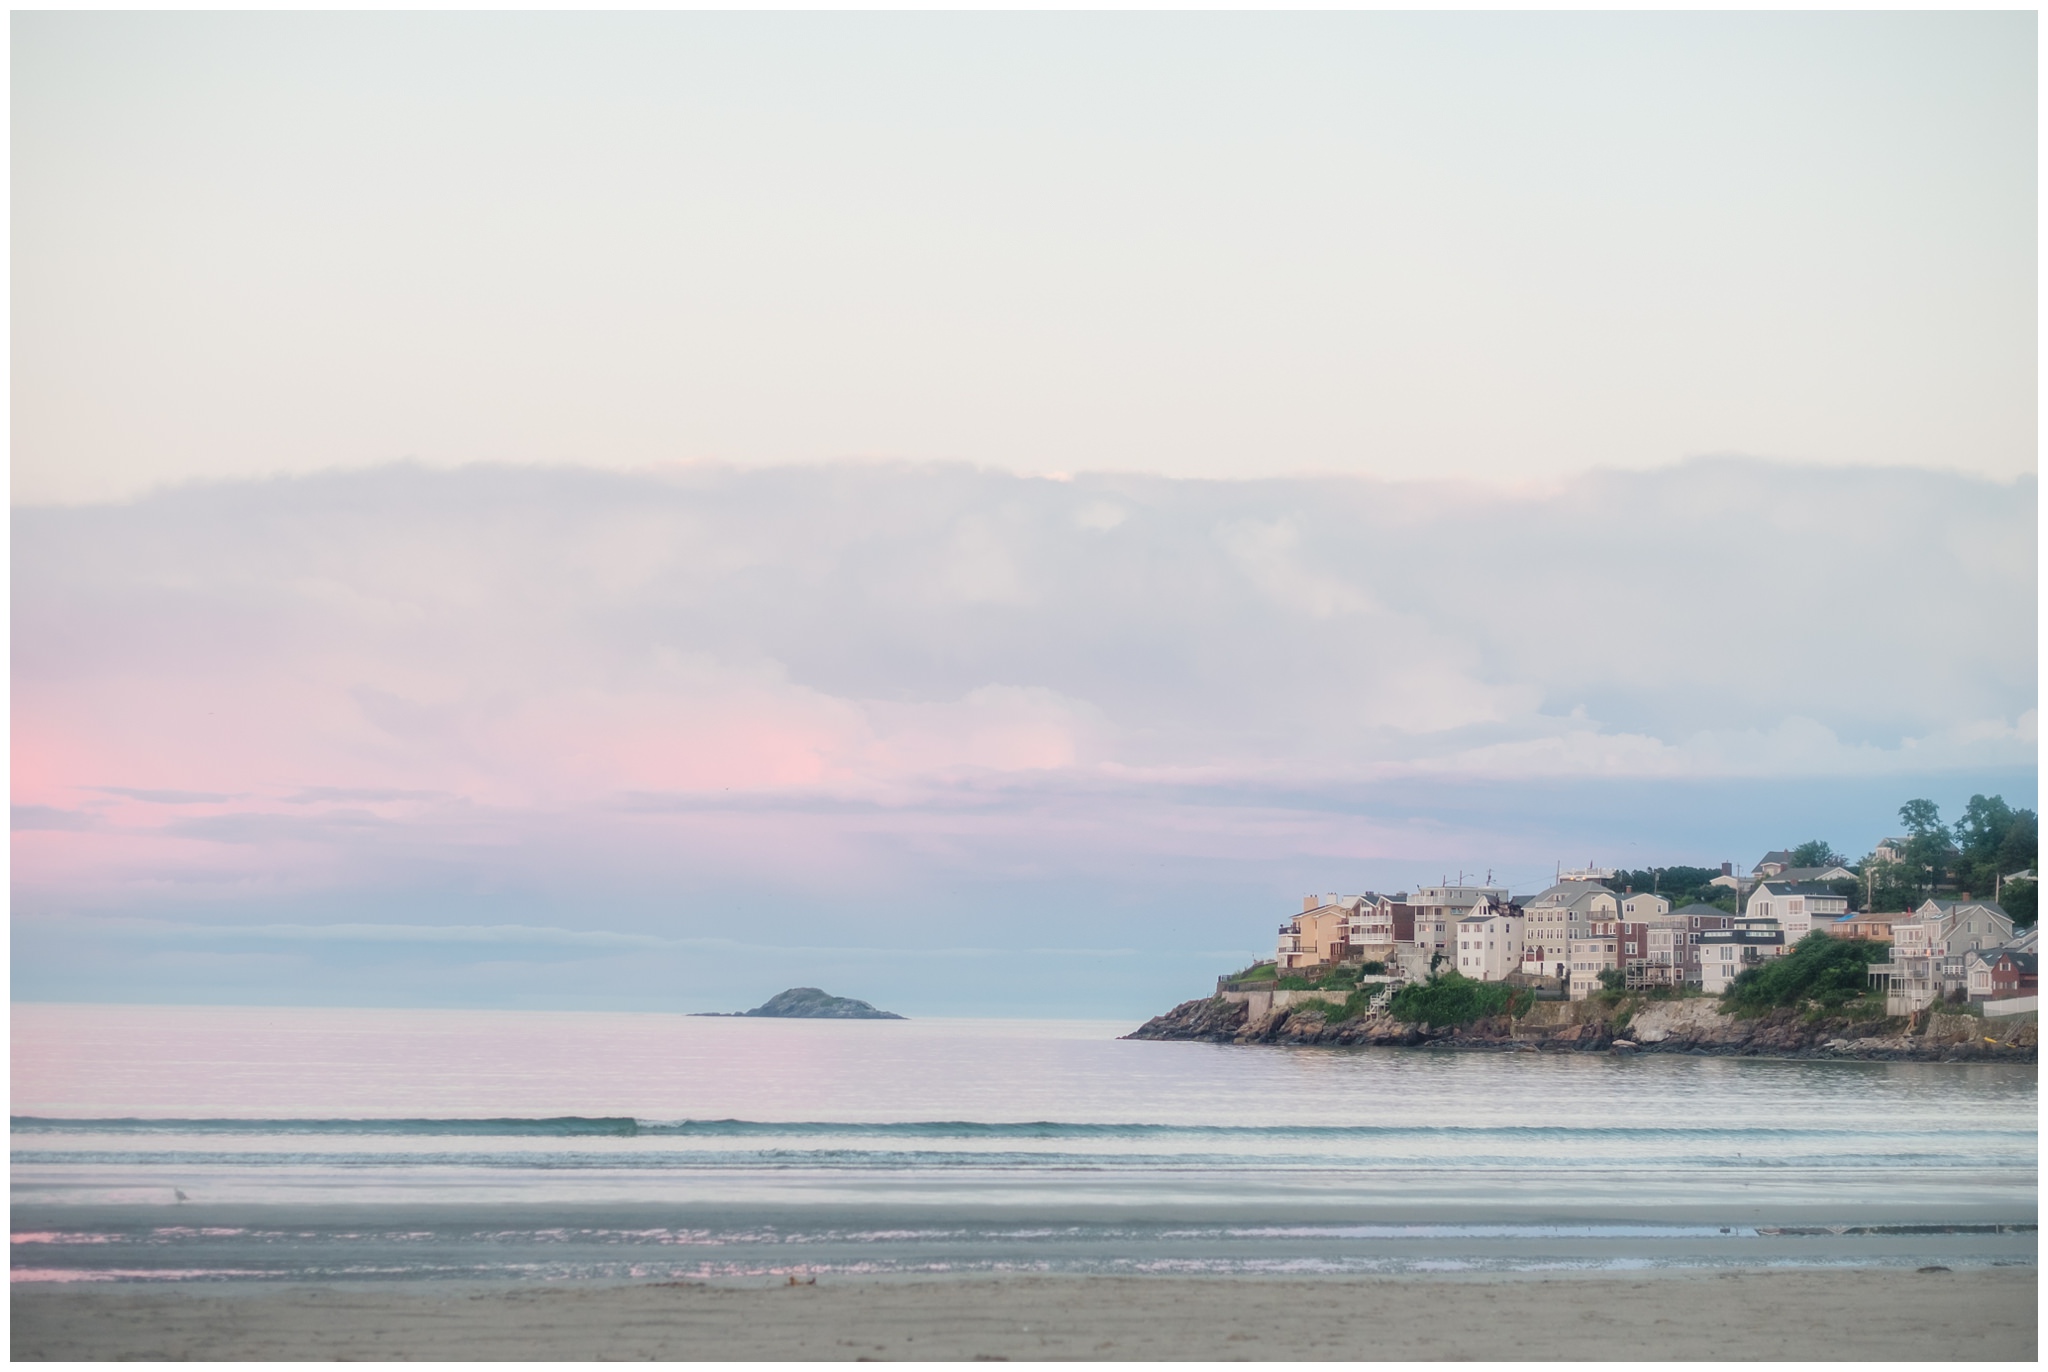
[1721, 862, 1733, 876]
[1303, 895, 1317, 912]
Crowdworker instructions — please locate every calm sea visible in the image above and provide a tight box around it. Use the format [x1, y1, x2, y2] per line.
[11, 1004, 2037, 1283]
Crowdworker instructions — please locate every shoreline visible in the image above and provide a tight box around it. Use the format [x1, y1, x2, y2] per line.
[1127, 992, 2040, 1061]
[13, 1268, 2037, 1360]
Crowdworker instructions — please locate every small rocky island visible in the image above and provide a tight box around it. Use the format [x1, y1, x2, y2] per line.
[714, 987, 905, 1019]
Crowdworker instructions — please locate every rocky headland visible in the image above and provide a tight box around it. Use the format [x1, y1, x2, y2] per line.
[1127, 992, 2036, 1062]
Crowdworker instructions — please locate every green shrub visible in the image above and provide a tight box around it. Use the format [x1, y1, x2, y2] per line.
[1722, 934, 1892, 1016]
[1361, 961, 1387, 976]
[1288, 988, 1376, 1024]
[1386, 972, 1526, 1026]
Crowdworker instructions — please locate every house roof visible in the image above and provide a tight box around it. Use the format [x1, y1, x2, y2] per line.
[1755, 881, 1844, 897]
[1526, 882, 1619, 913]
[1674, 903, 1731, 917]
[1753, 850, 1797, 869]
[1918, 898, 2012, 919]
[1994, 950, 2038, 973]
[1781, 866, 1854, 883]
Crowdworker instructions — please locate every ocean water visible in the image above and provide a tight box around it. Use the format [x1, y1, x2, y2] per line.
[11, 1004, 2037, 1283]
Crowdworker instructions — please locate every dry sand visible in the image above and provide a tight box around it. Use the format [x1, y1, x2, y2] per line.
[11, 1266, 2036, 1361]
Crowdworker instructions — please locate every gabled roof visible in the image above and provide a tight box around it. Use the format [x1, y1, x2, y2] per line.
[1993, 950, 2037, 973]
[1782, 866, 1855, 883]
[1754, 880, 1845, 897]
[1918, 898, 2012, 919]
[1526, 882, 1619, 912]
[1753, 850, 1797, 869]
[1673, 903, 1732, 917]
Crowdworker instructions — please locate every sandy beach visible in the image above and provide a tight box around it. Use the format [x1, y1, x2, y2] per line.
[12, 1267, 2036, 1361]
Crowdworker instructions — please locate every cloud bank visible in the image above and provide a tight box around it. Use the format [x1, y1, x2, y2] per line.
[12, 459, 2035, 1013]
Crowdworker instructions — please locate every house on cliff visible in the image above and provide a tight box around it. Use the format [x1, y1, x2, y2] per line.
[1406, 881, 1511, 963]
[1745, 880, 1849, 941]
[1698, 917, 1789, 995]
[1871, 899, 2014, 1015]
[1454, 900, 1524, 981]
[1519, 881, 1618, 986]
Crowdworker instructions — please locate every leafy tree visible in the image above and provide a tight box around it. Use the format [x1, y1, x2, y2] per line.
[2003, 879, 2037, 929]
[1956, 794, 2016, 861]
[1721, 933, 1891, 1016]
[1898, 798, 1946, 839]
[1895, 800, 1955, 902]
[1925, 794, 2038, 904]
[1790, 840, 1845, 869]
[1601, 866, 1732, 908]
[1996, 809, 2037, 879]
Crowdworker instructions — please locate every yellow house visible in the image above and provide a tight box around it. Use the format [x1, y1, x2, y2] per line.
[1278, 895, 1359, 970]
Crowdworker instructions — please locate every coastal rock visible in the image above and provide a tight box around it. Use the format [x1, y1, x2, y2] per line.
[1126, 995, 1248, 1043]
[1128, 987, 2037, 1062]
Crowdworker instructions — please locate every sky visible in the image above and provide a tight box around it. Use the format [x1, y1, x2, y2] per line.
[14, 11, 2036, 502]
[10, 13, 2039, 1017]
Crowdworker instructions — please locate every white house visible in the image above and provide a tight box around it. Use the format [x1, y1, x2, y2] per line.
[1698, 918, 1788, 995]
[1744, 881, 1849, 941]
[1454, 901, 1525, 982]
[1406, 881, 1510, 964]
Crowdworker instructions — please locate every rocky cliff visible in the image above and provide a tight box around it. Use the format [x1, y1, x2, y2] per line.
[1126, 992, 2036, 1061]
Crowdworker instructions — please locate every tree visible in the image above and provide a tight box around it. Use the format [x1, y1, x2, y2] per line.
[1898, 798, 1946, 839]
[1722, 932, 1891, 1015]
[2003, 879, 2037, 929]
[1600, 866, 1734, 908]
[1790, 840, 1845, 869]
[1956, 794, 2016, 862]
[1996, 809, 2037, 878]
[1895, 800, 1954, 902]
[1933, 795, 2038, 902]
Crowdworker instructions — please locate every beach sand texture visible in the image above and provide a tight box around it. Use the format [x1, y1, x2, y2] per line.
[12, 1267, 2036, 1361]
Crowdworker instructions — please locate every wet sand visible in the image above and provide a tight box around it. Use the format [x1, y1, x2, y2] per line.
[11, 1266, 2037, 1361]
